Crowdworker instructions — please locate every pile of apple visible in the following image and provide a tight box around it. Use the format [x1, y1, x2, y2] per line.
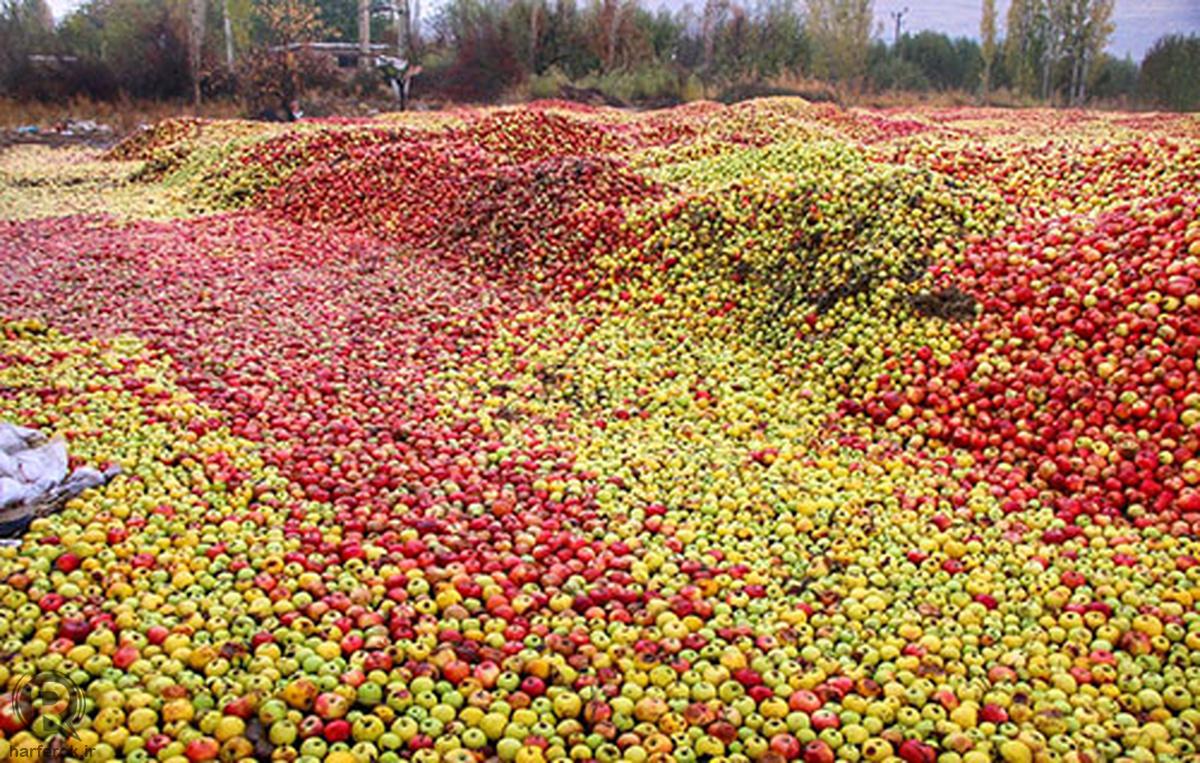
[853, 193, 1200, 530]
[3, 101, 1200, 763]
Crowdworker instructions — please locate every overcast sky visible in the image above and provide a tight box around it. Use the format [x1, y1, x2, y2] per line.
[867, 0, 1200, 60]
[45, 0, 1200, 61]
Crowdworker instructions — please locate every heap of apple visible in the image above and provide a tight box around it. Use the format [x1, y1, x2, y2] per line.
[2, 101, 1200, 763]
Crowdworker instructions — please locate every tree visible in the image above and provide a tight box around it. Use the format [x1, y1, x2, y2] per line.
[582, 0, 649, 72]
[979, 0, 995, 96]
[1, 0, 54, 61]
[237, 0, 331, 113]
[1139, 34, 1200, 112]
[190, 0, 207, 104]
[1073, 0, 1113, 103]
[1005, 0, 1045, 97]
[358, 0, 370, 67]
[53, 0, 190, 99]
[883, 32, 980, 92]
[700, 0, 730, 74]
[1006, 0, 1113, 103]
[753, 0, 808, 78]
[0, 0, 55, 95]
[807, 0, 871, 85]
[1089, 52, 1135, 102]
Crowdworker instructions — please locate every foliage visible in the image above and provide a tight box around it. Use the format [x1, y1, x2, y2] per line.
[1005, 0, 1114, 103]
[806, 0, 872, 84]
[1088, 52, 1137, 102]
[979, 0, 996, 94]
[425, 0, 527, 101]
[1139, 34, 1200, 112]
[235, 0, 331, 113]
[576, 63, 683, 104]
[868, 32, 982, 94]
[897, 31, 982, 91]
[868, 41, 929, 91]
[0, 0, 54, 93]
[9, 0, 190, 100]
[1, 0, 1195, 111]
[236, 46, 339, 113]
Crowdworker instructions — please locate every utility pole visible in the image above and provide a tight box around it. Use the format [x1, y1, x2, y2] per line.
[358, 0, 370, 68]
[394, 0, 407, 59]
[890, 6, 908, 50]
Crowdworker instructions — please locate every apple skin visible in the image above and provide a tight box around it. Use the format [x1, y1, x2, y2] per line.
[5, 101, 1200, 763]
[802, 740, 835, 763]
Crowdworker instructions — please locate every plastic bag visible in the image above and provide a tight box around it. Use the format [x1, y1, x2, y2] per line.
[12, 439, 69, 486]
[0, 422, 115, 512]
[0, 423, 45, 454]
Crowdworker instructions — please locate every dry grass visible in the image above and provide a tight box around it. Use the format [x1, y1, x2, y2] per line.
[0, 97, 239, 135]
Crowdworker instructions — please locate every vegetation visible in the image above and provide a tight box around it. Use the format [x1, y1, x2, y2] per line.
[0, 0, 1192, 110]
[1139, 34, 1200, 112]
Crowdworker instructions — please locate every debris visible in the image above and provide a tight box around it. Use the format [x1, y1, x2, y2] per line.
[908, 286, 979, 321]
[0, 422, 120, 537]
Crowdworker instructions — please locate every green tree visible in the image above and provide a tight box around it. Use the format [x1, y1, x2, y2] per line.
[0, 0, 55, 96]
[56, 0, 191, 98]
[752, 0, 808, 78]
[1048, 0, 1112, 104]
[1139, 34, 1200, 111]
[806, 0, 871, 84]
[1005, 0, 1047, 97]
[1088, 52, 1135, 101]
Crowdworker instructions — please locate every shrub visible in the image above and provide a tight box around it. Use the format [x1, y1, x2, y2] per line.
[529, 66, 569, 100]
[236, 47, 339, 116]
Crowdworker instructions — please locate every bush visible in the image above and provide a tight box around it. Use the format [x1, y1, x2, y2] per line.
[1089, 54, 1137, 104]
[2, 57, 119, 101]
[577, 64, 682, 105]
[236, 47, 339, 116]
[868, 54, 930, 92]
[717, 79, 836, 104]
[681, 73, 705, 102]
[347, 66, 383, 98]
[1139, 34, 1200, 112]
[201, 65, 238, 100]
[529, 66, 569, 100]
[423, 23, 524, 102]
[57, 0, 191, 100]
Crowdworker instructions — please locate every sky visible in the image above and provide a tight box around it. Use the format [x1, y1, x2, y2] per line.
[867, 0, 1200, 61]
[44, 0, 1200, 61]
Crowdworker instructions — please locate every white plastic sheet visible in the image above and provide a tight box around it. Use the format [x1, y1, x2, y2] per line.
[0, 422, 114, 512]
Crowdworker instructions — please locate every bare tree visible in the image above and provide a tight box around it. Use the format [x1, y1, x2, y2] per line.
[701, 0, 730, 73]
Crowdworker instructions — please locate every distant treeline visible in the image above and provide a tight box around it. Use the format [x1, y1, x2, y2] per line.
[2, 0, 1198, 111]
